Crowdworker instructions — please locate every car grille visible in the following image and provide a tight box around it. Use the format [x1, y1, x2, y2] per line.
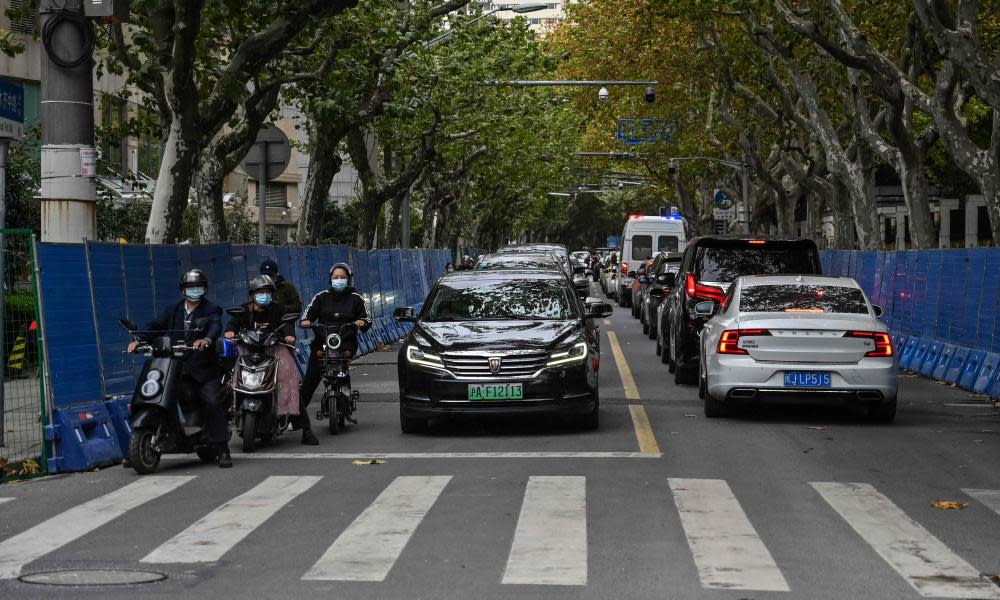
[441, 352, 548, 379]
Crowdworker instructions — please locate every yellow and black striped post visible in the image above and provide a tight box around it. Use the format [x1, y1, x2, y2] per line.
[5, 334, 26, 376]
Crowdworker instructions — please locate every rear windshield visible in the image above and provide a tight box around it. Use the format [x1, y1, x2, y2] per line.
[632, 235, 653, 261]
[696, 243, 818, 282]
[739, 285, 869, 314]
[478, 253, 560, 271]
[427, 279, 578, 321]
[658, 236, 679, 252]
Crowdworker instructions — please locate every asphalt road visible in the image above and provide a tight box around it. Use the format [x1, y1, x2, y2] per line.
[1, 283, 999, 599]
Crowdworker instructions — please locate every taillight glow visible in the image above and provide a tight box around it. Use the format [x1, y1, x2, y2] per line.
[686, 274, 725, 302]
[748, 239, 766, 245]
[845, 331, 893, 357]
[718, 329, 770, 354]
[621, 261, 628, 276]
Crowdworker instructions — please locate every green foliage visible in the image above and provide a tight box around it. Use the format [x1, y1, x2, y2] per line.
[319, 200, 362, 245]
[3, 123, 41, 233]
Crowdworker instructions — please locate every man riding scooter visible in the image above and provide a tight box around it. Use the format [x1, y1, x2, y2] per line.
[128, 269, 232, 468]
[298, 262, 372, 444]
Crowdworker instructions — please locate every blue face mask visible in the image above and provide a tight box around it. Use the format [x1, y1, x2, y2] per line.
[330, 279, 348, 292]
[254, 293, 272, 306]
[184, 287, 205, 301]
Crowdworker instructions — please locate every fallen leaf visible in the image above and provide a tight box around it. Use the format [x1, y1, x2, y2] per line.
[352, 459, 385, 465]
[931, 501, 968, 510]
[807, 426, 826, 431]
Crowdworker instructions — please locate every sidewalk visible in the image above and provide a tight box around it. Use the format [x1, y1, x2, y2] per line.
[1, 376, 44, 465]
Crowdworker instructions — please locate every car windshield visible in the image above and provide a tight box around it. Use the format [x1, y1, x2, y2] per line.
[739, 284, 869, 314]
[632, 235, 653, 261]
[657, 236, 679, 252]
[478, 253, 560, 271]
[697, 243, 818, 282]
[427, 279, 578, 321]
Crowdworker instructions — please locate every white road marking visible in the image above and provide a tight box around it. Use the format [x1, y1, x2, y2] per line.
[963, 488, 1000, 517]
[0, 498, 13, 505]
[503, 476, 587, 586]
[164, 451, 662, 460]
[669, 478, 789, 592]
[812, 482, 1000, 599]
[0, 476, 194, 579]
[302, 475, 451, 581]
[142, 476, 320, 564]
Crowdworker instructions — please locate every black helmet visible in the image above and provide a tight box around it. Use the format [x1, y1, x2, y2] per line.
[260, 259, 279, 277]
[248, 275, 276, 294]
[180, 269, 208, 288]
[329, 262, 352, 281]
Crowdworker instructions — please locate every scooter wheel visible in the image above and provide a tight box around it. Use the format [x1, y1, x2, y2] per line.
[241, 412, 258, 453]
[128, 427, 161, 474]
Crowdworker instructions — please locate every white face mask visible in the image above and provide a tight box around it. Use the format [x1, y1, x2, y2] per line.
[330, 278, 348, 291]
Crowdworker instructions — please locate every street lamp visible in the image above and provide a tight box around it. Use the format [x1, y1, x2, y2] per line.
[424, 3, 548, 48]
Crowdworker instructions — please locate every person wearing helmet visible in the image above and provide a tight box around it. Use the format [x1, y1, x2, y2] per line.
[224, 275, 301, 418]
[127, 269, 231, 467]
[297, 263, 372, 444]
[260, 259, 302, 314]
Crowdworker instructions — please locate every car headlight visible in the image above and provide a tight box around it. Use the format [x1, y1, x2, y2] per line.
[547, 341, 588, 367]
[242, 370, 266, 390]
[406, 345, 446, 370]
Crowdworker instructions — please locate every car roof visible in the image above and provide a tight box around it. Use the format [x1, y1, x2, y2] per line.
[441, 269, 567, 283]
[737, 275, 859, 288]
[480, 251, 558, 261]
[688, 234, 817, 244]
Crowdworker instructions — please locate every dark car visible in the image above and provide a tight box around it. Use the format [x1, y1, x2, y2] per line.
[659, 236, 822, 385]
[476, 252, 563, 271]
[498, 243, 589, 297]
[394, 270, 613, 432]
[630, 259, 652, 319]
[641, 252, 682, 340]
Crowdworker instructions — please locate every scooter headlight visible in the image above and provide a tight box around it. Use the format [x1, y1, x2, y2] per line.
[146, 369, 163, 382]
[140, 379, 161, 398]
[242, 370, 266, 390]
[326, 333, 342, 350]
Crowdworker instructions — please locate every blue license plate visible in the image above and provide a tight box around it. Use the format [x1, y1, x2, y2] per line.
[783, 371, 832, 388]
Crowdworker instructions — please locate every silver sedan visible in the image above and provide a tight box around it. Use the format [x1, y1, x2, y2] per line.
[698, 275, 898, 421]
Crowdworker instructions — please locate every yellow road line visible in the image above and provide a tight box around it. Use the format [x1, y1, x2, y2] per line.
[607, 331, 639, 401]
[603, 319, 612, 326]
[629, 405, 661, 455]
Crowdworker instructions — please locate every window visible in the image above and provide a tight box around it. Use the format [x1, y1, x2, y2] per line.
[9, 0, 38, 35]
[631, 235, 652, 261]
[696, 242, 819, 282]
[739, 285, 869, 314]
[265, 182, 287, 208]
[657, 235, 679, 252]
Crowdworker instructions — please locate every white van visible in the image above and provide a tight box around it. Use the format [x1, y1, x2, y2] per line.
[617, 215, 686, 306]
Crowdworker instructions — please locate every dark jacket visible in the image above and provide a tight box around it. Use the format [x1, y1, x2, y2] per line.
[301, 286, 373, 351]
[147, 298, 223, 383]
[274, 275, 302, 315]
[225, 301, 295, 339]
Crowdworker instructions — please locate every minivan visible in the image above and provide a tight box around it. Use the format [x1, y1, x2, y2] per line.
[617, 215, 686, 307]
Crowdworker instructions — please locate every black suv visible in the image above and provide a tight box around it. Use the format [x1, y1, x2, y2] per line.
[659, 236, 822, 384]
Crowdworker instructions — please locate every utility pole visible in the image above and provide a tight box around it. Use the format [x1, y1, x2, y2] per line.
[39, 1, 98, 243]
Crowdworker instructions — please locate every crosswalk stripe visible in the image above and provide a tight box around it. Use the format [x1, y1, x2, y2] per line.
[0, 476, 194, 579]
[302, 475, 451, 582]
[812, 482, 1000, 599]
[141, 476, 321, 564]
[0, 498, 13, 505]
[669, 478, 789, 592]
[963, 488, 1000, 517]
[502, 476, 587, 586]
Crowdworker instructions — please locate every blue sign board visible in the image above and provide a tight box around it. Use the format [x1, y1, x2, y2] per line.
[0, 78, 25, 139]
[607, 235, 621, 248]
[616, 118, 675, 145]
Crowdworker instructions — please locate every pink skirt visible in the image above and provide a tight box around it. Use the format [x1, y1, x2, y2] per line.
[238, 344, 301, 416]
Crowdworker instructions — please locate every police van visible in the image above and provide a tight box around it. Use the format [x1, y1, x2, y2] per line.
[617, 214, 686, 307]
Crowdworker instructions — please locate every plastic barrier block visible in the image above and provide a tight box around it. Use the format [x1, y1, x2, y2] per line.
[104, 396, 133, 455]
[899, 337, 922, 370]
[918, 341, 942, 377]
[44, 402, 123, 473]
[974, 353, 1000, 396]
[931, 344, 955, 381]
[943, 347, 970, 384]
[958, 350, 987, 390]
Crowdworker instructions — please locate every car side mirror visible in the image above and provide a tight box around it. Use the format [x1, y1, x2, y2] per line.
[394, 307, 418, 322]
[693, 301, 716, 317]
[585, 302, 614, 319]
[226, 307, 247, 317]
[119, 319, 138, 332]
[872, 304, 884, 318]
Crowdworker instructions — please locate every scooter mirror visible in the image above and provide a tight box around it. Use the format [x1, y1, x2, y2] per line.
[226, 307, 247, 317]
[119, 319, 138, 332]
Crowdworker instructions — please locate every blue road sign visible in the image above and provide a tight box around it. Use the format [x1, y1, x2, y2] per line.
[0, 78, 25, 139]
[616, 118, 675, 145]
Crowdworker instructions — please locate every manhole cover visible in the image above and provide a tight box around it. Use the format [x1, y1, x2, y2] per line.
[19, 569, 166, 586]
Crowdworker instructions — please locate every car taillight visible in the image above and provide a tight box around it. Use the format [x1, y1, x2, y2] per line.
[718, 329, 770, 355]
[686, 274, 725, 302]
[621, 261, 628, 276]
[844, 331, 893, 357]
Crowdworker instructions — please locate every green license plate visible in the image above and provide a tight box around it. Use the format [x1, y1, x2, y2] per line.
[467, 383, 523, 401]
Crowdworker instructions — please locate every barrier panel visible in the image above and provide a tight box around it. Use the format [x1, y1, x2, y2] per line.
[34, 241, 451, 473]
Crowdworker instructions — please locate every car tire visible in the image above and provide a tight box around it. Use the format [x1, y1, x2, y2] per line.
[399, 404, 427, 434]
[704, 388, 726, 418]
[698, 372, 706, 400]
[648, 323, 656, 340]
[578, 397, 599, 430]
[868, 399, 897, 423]
[667, 334, 676, 371]
[655, 337, 662, 356]
[642, 321, 649, 335]
[618, 292, 627, 308]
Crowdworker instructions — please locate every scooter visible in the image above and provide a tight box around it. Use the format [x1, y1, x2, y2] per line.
[120, 318, 225, 474]
[225, 308, 299, 452]
[312, 322, 361, 435]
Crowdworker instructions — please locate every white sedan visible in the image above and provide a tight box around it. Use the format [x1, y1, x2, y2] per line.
[698, 275, 897, 421]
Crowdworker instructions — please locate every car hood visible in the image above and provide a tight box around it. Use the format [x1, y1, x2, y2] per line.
[413, 320, 582, 352]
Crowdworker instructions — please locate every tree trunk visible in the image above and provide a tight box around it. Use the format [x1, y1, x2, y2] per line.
[191, 149, 227, 243]
[297, 124, 346, 245]
[145, 118, 197, 243]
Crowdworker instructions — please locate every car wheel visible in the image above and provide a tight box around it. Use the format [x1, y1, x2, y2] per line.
[698, 371, 706, 400]
[704, 387, 726, 418]
[648, 323, 656, 340]
[618, 292, 627, 308]
[642, 320, 649, 335]
[578, 396, 599, 430]
[667, 334, 676, 372]
[655, 337, 662, 356]
[673, 339, 697, 385]
[868, 399, 897, 423]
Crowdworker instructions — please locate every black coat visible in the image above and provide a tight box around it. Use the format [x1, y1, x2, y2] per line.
[301, 286, 372, 352]
[147, 298, 223, 383]
[225, 301, 295, 339]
